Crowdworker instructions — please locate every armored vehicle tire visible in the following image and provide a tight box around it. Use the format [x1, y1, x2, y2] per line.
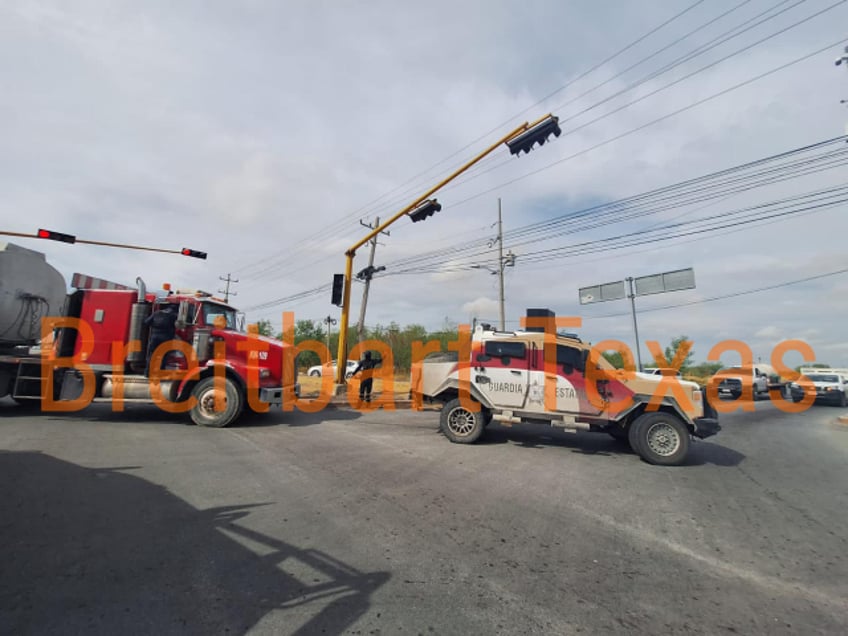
[629, 412, 690, 466]
[627, 418, 644, 455]
[190, 376, 244, 428]
[440, 398, 485, 444]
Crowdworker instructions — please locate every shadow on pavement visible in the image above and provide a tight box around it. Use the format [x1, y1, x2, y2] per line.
[0, 451, 389, 635]
[478, 423, 745, 466]
[1, 399, 364, 429]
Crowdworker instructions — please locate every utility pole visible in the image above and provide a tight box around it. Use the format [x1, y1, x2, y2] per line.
[324, 315, 337, 352]
[497, 199, 505, 331]
[472, 198, 515, 331]
[218, 273, 238, 302]
[356, 217, 389, 343]
[626, 277, 643, 372]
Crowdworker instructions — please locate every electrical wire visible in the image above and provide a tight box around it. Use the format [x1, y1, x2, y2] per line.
[228, 0, 743, 279]
[441, 34, 848, 213]
[378, 137, 848, 272]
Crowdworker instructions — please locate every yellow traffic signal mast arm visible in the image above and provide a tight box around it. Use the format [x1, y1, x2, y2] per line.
[335, 113, 561, 385]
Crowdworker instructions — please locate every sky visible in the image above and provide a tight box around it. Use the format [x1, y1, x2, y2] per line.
[1, 0, 847, 368]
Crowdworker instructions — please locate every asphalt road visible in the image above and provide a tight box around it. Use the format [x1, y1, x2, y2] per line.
[1, 397, 846, 635]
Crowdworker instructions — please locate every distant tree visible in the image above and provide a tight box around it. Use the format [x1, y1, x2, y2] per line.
[602, 351, 624, 369]
[289, 319, 327, 370]
[255, 319, 274, 337]
[663, 335, 694, 371]
[688, 361, 723, 378]
[794, 362, 830, 372]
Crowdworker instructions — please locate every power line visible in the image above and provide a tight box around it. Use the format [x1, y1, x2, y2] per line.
[238, 26, 848, 310]
[242, 135, 848, 313]
[227, 1, 729, 279]
[240, 5, 846, 286]
[379, 136, 848, 272]
[386, 183, 848, 274]
[251, 26, 848, 287]
[418, 0, 825, 201]
[443, 34, 848, 212]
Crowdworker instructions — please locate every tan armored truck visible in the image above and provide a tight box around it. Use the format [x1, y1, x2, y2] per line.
[413, 309, 719, 466]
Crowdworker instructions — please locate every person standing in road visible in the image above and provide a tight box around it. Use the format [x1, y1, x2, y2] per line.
[352, 351, 377, 403]
[144, 303, 178, 376]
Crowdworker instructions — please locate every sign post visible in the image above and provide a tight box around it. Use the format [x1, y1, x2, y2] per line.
[579, 268, 696, 371]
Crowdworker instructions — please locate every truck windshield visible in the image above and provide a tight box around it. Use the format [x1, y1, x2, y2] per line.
[202, 302, 238, 330]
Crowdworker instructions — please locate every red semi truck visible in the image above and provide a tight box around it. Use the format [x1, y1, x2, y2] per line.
[0, 242, 298, 427]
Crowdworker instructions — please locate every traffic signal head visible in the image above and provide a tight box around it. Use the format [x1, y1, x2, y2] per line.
[356, 265, 386, 281]
[181, 248, 207, 259]
[331, 273, 345, 306]
[408, 199, 442, 223]
[506, 115, 561, 156]
[37, 228, 76, 243]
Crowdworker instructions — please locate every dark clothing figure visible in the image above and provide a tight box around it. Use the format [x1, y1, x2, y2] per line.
[143, 305, 178, 375]
[352, 352, 377, 403]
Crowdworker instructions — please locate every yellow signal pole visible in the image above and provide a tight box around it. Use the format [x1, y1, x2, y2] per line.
[335, 114, 558, 386]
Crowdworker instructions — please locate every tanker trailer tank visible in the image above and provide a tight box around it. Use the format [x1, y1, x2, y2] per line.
[0, 243, 67, 350]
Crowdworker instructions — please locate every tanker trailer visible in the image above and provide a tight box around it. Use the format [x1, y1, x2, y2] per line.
[0, 242, 68, 399]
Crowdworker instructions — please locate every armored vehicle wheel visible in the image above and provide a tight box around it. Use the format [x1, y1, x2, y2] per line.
[440, 398, 485, 444]
[190, 376, 243, 428]
[629, 412, 690, 466]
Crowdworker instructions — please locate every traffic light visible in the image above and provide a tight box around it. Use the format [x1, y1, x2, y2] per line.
[37, 228, 76, 243]
[408, 199, 442, 223]
[356, 265, 386, 281]
[506, 115, 561, 156]
[331, 273, 345, 306]
[181, 248, 207, 259]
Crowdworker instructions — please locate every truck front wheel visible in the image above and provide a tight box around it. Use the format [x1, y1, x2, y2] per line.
[190, 377, 244, 428]
[629, 412, 690, 466]
[440, 398, 485, 444]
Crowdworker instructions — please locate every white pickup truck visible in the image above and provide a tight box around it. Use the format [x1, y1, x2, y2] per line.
[412, 310, 720, 466]
[790, 368, 848, 406]
[713, 364, 786, 400]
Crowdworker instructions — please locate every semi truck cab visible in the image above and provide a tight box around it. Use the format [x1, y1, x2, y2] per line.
[40, 279, 296, 427]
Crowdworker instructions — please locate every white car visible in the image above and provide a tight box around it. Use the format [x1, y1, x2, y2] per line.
[307, 359, 358, 379]
[641, 367, 682, 378]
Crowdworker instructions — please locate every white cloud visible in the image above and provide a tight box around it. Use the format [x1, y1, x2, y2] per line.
[754, 325, 782, 340]
[461, 297, 500, 318]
